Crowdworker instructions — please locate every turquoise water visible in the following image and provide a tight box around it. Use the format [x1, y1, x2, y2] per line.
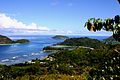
[0, 35, 109, 65]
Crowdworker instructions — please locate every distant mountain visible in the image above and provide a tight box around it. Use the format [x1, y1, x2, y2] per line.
[52, 35, 69, 39]
[103, 35, 120, 44]
[104, 35, 115, 42]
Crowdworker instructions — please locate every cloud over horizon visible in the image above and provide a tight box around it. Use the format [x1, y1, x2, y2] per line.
[0, 13, 72, 35]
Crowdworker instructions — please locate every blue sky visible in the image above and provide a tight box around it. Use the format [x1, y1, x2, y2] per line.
[0, 0, 120, 36]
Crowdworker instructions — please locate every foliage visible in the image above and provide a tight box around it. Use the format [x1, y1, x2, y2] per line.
[0, 43, 120, 79]
[15, 74, 84, 80]
[88, 44, 120, 80]
[84, 15, 120, 41]
[43, 46, 65, 51]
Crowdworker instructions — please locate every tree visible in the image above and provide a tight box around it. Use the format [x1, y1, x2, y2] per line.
[84, 15, 120, 41]
[85, 0, 120, 41]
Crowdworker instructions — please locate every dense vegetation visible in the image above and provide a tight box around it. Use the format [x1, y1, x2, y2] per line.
[57, 37, 106, 49]
[43, 46, 66, 51]
[0, 43, 120, 80]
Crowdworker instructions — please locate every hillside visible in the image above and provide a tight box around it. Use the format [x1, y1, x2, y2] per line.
[104, 35, 115, 42]
[0, 44, 120, 80]
[0, 35, 13, 44]
[57, 37, 106, 49]
[103, 35, 120, 44]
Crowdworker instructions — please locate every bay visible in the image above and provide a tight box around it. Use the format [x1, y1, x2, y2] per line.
[0, 35, 109, 65]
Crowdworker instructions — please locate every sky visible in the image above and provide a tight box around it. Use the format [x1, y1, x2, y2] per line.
[0, 0, 120, 36]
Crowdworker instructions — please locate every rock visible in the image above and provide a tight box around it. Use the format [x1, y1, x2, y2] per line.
[0, 35, 13, 44]
[52, 35, 69, 39]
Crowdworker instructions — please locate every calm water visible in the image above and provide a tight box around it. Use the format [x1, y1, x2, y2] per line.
[0, 35, 109, 65]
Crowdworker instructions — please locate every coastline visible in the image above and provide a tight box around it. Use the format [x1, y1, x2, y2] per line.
[0, 43, 20, 46]
[0, 35, 109, 65]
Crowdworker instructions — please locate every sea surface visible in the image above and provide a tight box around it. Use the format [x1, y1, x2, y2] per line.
[0, 35, 109, 65]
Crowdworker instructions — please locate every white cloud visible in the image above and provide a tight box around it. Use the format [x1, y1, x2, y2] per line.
[0, 13, 72, 35]
[0, 13, 49, 31]
[0, 13, 51, 35]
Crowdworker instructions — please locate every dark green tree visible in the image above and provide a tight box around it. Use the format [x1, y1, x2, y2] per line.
[84, 0, 120, 41]
[84, 15, 120, 41]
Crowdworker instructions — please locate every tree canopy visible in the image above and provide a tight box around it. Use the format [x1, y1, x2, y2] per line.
[84, 15, 120, 41]
[85, 0, 120, 41]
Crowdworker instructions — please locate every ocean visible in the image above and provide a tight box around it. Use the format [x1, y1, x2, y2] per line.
[0, 35, 109, 65]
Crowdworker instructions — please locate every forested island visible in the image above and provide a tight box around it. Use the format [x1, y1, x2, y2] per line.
[0, 35, 30, 44]
[52, 35, 69, 39]
[0, 36, 120, 80]
[43, 37, 106, 52]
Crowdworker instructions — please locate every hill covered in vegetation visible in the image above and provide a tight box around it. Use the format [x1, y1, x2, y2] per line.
[56, 37, 106, 49]
[0, 36, 120, 80]
[0, 35, 13, 44]
[0, 44, 120, 80]
[0, 35, 30, 44]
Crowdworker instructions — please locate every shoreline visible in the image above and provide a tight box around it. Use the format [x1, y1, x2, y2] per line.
[0, 43, 20, 46]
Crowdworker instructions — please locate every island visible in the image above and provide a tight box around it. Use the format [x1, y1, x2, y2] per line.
[14, 39, 30, 43]
[43, 37, 106, 51]
[0, 35, 13, 44]
[0, 36, 119, 79]
[0, 39, 119, 80]
[0, 35, 30, 44]
[57, 37, 106, 49]
[52, 35, 69, 39]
